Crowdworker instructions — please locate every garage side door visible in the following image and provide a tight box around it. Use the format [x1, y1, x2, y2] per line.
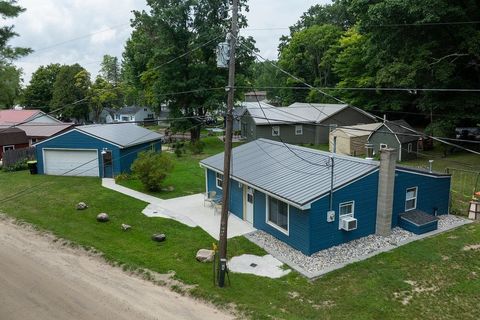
[43, 149, 99, 177]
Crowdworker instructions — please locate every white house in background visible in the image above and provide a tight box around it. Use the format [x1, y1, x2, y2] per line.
[110, 106, 156, 125]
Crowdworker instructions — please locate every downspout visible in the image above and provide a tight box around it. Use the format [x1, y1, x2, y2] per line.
[329, 155, 334, 211]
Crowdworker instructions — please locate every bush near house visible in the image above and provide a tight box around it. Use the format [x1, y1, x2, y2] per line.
[131, 151, 174, 191]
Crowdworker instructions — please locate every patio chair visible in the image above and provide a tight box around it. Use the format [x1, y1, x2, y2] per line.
[214, 202, 222, 215]
[204, 191, 217, 207]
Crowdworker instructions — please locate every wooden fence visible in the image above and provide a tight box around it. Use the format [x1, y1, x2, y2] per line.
[2, 147, 36, 168]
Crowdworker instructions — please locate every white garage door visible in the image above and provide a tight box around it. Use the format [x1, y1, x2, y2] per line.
[43, 149, 99, 177]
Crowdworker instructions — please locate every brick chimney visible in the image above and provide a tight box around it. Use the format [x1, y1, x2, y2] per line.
[376, 148, 397, 236]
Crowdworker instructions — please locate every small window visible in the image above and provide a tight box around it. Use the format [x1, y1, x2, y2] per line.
[147, 113, 154, 118]
[339, 201, 354, 218]
[267, 196, 289, 233]
[2, 145, 15, 152]
[407, 143, 413, 153]
[380, 143, 388, 150]
[295, 125, 303, 135]
[272, 126, 280, 137]
[144, 108, 148, 111]
[405, 187, 417, 211]
[216, 172, 224, 189]
[121, 116, 129, 121]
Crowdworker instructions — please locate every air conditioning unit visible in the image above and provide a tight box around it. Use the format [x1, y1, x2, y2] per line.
[340, 216, 357, 231]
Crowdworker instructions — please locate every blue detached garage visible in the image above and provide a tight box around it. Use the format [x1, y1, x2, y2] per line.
[34, 123, 163, 178]
[200, 139, 451, 255]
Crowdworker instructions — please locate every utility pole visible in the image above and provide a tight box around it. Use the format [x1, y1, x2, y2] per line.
[217, 0, 239, 288]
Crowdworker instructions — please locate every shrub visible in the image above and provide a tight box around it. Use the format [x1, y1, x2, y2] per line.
[189, 140, 205, 154]
[131, 151, 174, 191]
[2, 159, 29, 172]
[174, 147, 183, 158]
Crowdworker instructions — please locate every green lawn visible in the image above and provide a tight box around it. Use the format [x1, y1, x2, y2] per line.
[1, 171, 480, 319]
[117, 136, 241, 199]
[402, 148, 480, 215]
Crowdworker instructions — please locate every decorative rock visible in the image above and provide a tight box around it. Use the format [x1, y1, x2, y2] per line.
[96, 213, 109, 222]
[76, 202, 88, 210]
[152, 233, 166, 242]
[121, 224, 132, 231]
[196, 249, 215, 263]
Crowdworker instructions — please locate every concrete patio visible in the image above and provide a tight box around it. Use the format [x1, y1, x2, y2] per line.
[102, 179, 255, 240]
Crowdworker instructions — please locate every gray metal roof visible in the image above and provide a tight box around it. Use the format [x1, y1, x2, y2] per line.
[200, 139, 379, 208]
[243, 102, 349, 125]
[77, 123, 163, 148]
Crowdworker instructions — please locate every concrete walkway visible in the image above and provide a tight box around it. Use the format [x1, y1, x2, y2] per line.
[102, 179, 255, 240]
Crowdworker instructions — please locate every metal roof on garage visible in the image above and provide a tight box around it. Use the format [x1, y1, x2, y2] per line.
[200, 139, 379, 208]
[77, 123, 163, 148]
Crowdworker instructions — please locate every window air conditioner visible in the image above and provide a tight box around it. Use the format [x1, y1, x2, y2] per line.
[340, 216, 357, 231]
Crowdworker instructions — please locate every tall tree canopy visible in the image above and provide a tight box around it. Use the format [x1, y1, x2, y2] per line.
[50, 64, 91, 122]
[254, 0, 480, 132]
[122, 0, 256, 140]
[23, 64, 61, 111]
[0, 0, 31, 109]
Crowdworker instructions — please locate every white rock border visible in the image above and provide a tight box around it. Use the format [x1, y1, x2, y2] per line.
[245, 215, 472, 279]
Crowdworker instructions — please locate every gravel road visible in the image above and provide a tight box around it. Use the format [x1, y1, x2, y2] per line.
[0, 218, 232, 320]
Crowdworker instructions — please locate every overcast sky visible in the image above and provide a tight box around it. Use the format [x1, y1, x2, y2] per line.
[10, 0, 327, 84]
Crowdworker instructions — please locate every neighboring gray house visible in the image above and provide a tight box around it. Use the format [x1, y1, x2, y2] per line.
[368, 119, 419, 162]
[233, 105, 247, 132]
[240, 102, 376, 145]
[111, 106, 156, 125]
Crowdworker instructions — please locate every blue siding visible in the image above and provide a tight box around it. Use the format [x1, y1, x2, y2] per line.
[398, 218, 438, 235]
[36, 129, 162, 177]
[253, 191, 311, 255]
[392, 170, 451, 227]
[206, 169, 243, 219]
[309, 171, 379, 254]
[119, 140, 162, 174]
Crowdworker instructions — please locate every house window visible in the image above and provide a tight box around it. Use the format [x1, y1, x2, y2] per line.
[339, 201, 354, 218]
[380, 143, 388, 150]
[147, 114, 154, 119]
[272, 126, 280, 137]
[405, 187, 417, 211]
[295, 125, 303, 135]
[121, 116, 129, 121]
[407, 143, 413, 153]
[2, 145, 15, 152]
[144, 108, 148, 111]
[267, 196, 289, 234]
[216, 172, 224, 189]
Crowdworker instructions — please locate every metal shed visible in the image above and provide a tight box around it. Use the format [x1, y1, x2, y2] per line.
[329, 123, 382, 156]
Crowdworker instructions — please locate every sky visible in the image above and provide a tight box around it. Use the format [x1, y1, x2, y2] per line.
[9, 0, 327, 84]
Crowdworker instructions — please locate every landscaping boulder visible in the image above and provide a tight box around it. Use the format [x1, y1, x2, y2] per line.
[196, 249, 215, 263]
[152, 233, 166, 242]
[96, 213, 109, 222]
[76, 202, 88, 210]
[121, 224, 132, 231]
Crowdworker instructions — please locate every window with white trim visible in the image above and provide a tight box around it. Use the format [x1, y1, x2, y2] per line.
[216, 172, 224, 189]
[2, 145, 15, 152]
[339, 201, 354, 218]
[267, 196, 289, 233]
[407, 143, 413, 153]
[380, 143, 388, 150]
[272, 126, 280, 137]
[405, 187, 417, 211]
[295, 125, 303, 135]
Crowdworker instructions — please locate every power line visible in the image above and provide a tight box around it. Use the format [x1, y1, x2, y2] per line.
[234, 85, 480, 93]
[138, 35, 223, 79]
[234, 35, 480, 156]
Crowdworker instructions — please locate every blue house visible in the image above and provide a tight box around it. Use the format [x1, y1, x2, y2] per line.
[200, 139, 451, 255]
[34, 123, 163, 178]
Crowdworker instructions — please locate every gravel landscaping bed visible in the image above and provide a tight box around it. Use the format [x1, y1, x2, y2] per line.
[245, 215, 471, 278]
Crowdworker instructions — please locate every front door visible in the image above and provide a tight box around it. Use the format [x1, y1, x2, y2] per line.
[102, 150, 113, 178]
[245, 186, 254, 224]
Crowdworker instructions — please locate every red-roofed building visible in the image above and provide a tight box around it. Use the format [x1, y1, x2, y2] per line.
[0, 109, 73, 145]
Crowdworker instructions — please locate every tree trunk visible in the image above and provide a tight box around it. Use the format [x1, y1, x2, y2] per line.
[190, 125, 201, 142]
